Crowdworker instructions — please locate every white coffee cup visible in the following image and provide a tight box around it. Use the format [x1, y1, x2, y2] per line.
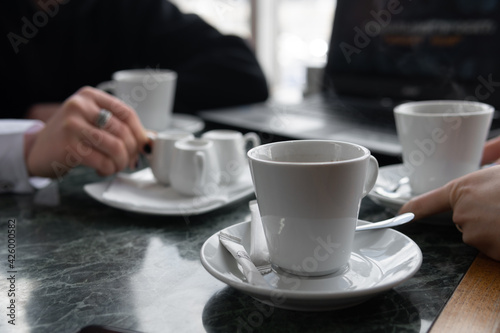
[148, 130, 194, 185]
[248, 140, 379, 277]
[170, 139, 221, 196]
[394, 100, 494, 195]
[97, 69, 177, 131]
[201, 130, 261, 185]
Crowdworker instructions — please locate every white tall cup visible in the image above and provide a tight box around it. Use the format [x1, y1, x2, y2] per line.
[170, 139, 221, 196]
[148, 130, 194, 185]
[202, 130, 261, 185]
[248, 140, 379, 277]
[394, 100, 494, 195]
[97, 69, 177, 131]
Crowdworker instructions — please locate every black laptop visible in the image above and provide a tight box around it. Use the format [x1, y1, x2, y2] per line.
[198, 0, 500, 157]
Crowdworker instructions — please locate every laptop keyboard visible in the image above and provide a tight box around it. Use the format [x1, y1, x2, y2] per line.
[280, 95, 397, 131]
[284, 95, 500, 136]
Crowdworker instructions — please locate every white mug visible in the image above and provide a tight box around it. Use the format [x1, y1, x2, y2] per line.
[394, 100, 494, 195]
[202, 130, 260, 185]
[170, 139, 221, 196]
[248, 140, 379, 277]
[148, 130, 194, 185]
[97, 69, 177, 131]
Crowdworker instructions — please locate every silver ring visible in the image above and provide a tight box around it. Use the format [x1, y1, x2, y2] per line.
[96, 109, 112, 128]
[456, 224, 463, 233]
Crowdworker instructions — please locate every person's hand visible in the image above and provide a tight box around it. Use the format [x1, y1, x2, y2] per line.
[482, 135, 500, 165]
[399, 165, 500, 261]
[25, 102, 61, 122]
[24, 86, 149, 178]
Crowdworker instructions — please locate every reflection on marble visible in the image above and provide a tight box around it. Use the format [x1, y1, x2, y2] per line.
[0, 167, 477, 333]
[202, 286, 422, 332]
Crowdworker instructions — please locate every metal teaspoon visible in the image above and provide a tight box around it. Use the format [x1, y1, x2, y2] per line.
[356, 212, 415, 231]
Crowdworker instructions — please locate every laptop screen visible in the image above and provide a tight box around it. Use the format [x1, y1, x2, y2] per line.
[324, 0, 500, 109]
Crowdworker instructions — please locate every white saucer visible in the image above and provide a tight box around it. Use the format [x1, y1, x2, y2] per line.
[368, 164, 455, 225]
[84, 168, 254, 215]
[200, 220, 422, 311]
[368, 164, 412, 213]
[170, 113, 205, 133]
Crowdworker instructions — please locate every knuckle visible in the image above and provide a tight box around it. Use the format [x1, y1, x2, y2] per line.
[107, 123, 136, 154]
[63, 95, 86, 112]
[112, 103, 132, 122]
[108, 140, 129, 170]
[108, 138, 125, 155]
[117, 126, 137, 152]
[106, 117, 122, 133]
[445, 180, 462, 205]
[76, 86, 95, 96]
[61, 115, 82, 133]
[106, 96, 136, 123]
[97, 159, 116, 176]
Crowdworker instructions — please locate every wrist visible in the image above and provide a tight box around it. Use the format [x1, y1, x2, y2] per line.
[23, 124, 45, 177]
[26, 103, 61, 122]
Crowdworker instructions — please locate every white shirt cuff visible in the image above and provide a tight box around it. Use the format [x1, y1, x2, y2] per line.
[0, 119, 50, 194]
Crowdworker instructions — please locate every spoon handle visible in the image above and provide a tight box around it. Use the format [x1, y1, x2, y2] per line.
[356, 213, 415, 231]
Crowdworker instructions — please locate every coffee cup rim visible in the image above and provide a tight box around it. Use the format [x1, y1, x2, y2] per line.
[247, 140, 371, 165]
[156, 130, 193, 140]
[394, 100, 494, 117]
[175, 138, 213, 150]
[202, 129, 242, 139]
[112, 69, 177, 82]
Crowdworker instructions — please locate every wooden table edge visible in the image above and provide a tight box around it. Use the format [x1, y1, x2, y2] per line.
[429, 253, 500, 333]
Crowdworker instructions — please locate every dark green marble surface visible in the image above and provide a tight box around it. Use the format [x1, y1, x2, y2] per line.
[0, 166, 477, 333]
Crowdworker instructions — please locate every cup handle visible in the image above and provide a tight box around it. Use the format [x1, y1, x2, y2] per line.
[362, 156, 379, 197]
[194, 151, 206, 188]
[243, 132, 261, 149]
[96, 80, 116, 94]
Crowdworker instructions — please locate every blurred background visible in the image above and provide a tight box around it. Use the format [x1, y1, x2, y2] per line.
[170, 0, 337, 104]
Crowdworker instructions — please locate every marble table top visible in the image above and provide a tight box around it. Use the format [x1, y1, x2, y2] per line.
[0, 166, 477, 333]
